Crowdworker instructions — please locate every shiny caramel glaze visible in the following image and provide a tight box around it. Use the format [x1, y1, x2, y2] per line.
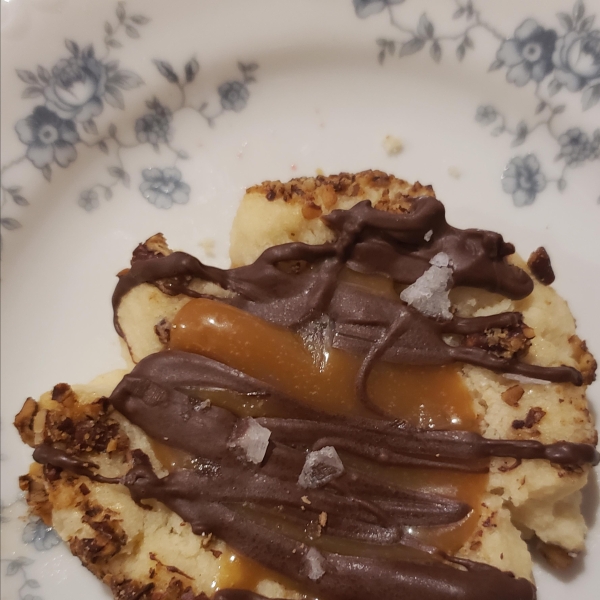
[166, 297, 487, 586]
[170, 298, 478, 431]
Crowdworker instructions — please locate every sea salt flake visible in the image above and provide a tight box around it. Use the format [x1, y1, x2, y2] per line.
[305, 547, 326, 580]
[429, 252, 451, 268]
[400, 255, 454, 320]
[299, 317, 331, 372]
[503, 373, 548, 386]
[424, 229, 433, 242]
[194, 399, 211, 412]
[298, 446, 344, 489]
[228, 417, 271, 464]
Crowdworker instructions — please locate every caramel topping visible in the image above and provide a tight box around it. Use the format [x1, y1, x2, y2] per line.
[35, 195, 598, 600]
[167, 297, 486, 564]
[170, 298, 478, 430]
[215, 551, 305, 598]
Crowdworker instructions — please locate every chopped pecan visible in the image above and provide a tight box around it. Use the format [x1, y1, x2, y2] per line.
[301, 201, 322, 220]
[569, 335, 597, 385]
[20, 465, 53, 525]
[512, 407, 546, 430]
[14, 397, 39, 446]
[464, 318, 534, 359]
[110, 579, 154, 600]
[154, 319, 172, 345]
[52, 382, 74, 402]
[80, 505, 128, 561]
[149, 553, 194, 580]
[501, 385, 524, 407]
[527, 247, 555, 285]
[131, 233, 171, 265]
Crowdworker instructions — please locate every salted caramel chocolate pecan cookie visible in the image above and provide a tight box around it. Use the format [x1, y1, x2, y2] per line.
[15, 171, 598, 600]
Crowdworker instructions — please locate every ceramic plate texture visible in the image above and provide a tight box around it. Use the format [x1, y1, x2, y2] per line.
[1, 1, 599, 599]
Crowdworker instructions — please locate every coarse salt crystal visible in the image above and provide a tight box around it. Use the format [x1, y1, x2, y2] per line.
[400, 253, 454, 320]
[429, 252, 451, 268]
[503, 373, 548, 386]
[228, 417, 271, 464]
[299, 317, 331, 373]
[424, 229, 433, 242]
[298, 446, 344, 489]
[305, 547, 326, 580]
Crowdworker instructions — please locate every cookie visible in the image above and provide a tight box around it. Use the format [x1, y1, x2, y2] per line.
[16, 171, 598, 600]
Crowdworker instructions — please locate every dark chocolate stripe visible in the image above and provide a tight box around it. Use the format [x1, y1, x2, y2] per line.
[112, 197, 581, 385]
[33, 445, 536, 600]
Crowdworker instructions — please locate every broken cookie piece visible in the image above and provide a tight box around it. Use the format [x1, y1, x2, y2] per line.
[15, 171, 598, 600]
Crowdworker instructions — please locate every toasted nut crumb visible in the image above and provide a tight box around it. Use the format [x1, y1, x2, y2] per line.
[301, 201, 322, 220]
[502, 385, 524, 407]
[512, 407, 546, 430]
[527, 247, 555, 285]
[154, 318, 171, 345]
[318, 512, 328, 527]
[14, 398, 38, 446]
[301, 496, 311, 505]
[52, 383, 73, 403]
[131, 233, 171, 265]
[382, 135, 404, 156]
[569, 335, 597, 385]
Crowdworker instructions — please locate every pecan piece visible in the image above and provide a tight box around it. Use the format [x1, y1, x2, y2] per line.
[527, 247, 555, 285]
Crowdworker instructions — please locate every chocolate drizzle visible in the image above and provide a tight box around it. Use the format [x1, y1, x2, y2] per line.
[31, 346, 597, 600]
[112, 197, 581, 386]
[33, 195, 598, 600]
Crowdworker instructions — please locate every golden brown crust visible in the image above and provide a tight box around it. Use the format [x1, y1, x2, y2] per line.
[569, 335, 597, 386]
[245, 170, 433, 211]
[18, 388, 226, 600]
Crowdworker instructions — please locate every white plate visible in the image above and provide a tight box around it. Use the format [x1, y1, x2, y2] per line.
[1, 0, 599, 598]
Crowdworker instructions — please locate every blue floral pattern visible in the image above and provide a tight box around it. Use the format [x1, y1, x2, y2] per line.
[15, 107, 79, 172]
[502, 155, 547, 206]
[139, 167, 190, 209]
[135, 98, 172, 147]
[353, 0, 405, 20]
[496, 20, 557, 87]
[0, 1, 260, 251]
[22, 518, 61, 552]
[3, 556, 43, 600]
[360, 0, 600, 205]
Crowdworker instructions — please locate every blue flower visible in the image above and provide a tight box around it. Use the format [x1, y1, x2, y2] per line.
[15, 106, 79, 169]
[353, 0, 405, 19]
[497, 19, 557, 86]
[553, 30, 600, 92]
[135, 98, 172, 147]
[502, 155, 546, 206]
[78, 189, 100, 211]
[218, 81, 250, 112]
[22, 518, 61, 551]
[140, 167, 190, 209]
[475, 105, 498, 125]
[557, 128, 592, 166]
[44, 51, 108, 122]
